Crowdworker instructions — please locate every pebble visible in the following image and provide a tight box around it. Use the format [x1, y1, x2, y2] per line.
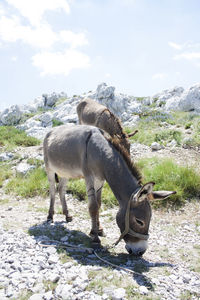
[139, 286, 149, 295]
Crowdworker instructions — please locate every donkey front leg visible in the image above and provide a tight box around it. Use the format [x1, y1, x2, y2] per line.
[87, 185, 101, 244]
[58, 177, 72, 222]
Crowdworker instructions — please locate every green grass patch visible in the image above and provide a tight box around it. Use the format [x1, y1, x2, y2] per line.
[67, 179, 117, 207]
[137, 157, 200, 207]
[0, 126, 40, 150]
[5, 167, 49, 198]
[52, 119, 64, 127]
[0, 163, 13, 187]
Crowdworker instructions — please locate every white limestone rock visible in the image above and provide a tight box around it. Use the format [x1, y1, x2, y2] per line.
[0, 105, 23, 125]
[96, 82, 115, 100]
[15, 162, 35, 175]
[38, 112, 53, 127]
[0, 152, 14, 161]
[166, 83, 200, 112]
[151, 142, 162, 151]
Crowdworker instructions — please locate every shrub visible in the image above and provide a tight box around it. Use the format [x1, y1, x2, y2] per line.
[0, 126, 40, 150]
[52, 119, 64, 127]
[5, 167, 49, 198]
[0, 164, 12, 187]
[137, 157, 200, 207]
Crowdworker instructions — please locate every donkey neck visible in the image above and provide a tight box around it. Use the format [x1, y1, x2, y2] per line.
[103, 147, 140, 207]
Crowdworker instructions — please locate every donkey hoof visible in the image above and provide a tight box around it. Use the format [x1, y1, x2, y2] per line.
[91, 242, 102, 250]
[66, 215, 73, 223]
[98, 229, 106, 237]
[89, 231, 101, 244]
[47, 217, 53, 223]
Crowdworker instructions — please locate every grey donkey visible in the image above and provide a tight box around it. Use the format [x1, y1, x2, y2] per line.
[76, 98, 137, 154]
[43, 125, 176, 256]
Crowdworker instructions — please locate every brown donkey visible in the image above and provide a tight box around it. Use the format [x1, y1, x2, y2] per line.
[77, 98, 137, 154]
[43, 124, 175, 256]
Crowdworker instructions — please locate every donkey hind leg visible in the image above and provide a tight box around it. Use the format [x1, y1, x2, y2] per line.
[47, 171, 56, 222]
[58, 177, 72, 223]
[96, 185, 105, 237]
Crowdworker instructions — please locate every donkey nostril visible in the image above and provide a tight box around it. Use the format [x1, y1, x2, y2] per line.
[128, 248, 133, 254]
[137, 250, 145, 257]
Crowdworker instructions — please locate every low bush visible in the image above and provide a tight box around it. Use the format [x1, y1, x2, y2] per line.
[0, 164, 13, 187]
[137, 157, 200, 207]
[0, 126, 40, 150]
[5, 167, 49, 198]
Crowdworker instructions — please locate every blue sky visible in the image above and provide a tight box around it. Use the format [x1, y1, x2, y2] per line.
[0, 0, 200, 109]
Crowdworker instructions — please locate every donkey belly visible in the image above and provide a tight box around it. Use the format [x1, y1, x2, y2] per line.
[48, 159, 83, 179]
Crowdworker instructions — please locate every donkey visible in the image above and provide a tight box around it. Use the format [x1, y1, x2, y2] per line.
[76, 98, 138, 154]
[43, 125, 175, 256]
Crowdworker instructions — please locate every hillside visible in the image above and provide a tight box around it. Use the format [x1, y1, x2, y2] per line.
[0, 83, 200, 299]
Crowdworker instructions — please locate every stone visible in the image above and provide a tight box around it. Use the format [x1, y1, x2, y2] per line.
[15, 162, 35, 175]
[29, 293, 44, 300]
[139, 286, 148, 295]
[151, 142, 162, 151]
[0, 152, 14, 161]
[0, 105, 22, 125]
[39, 112, 53, 127]
[48, 254, 59, 264]
[112, 287, 126, 299]
[96, 82, 115, 100]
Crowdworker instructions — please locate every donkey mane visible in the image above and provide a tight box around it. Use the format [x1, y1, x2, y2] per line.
[103, 132, 142, 183]
[105, 108, 127, 139]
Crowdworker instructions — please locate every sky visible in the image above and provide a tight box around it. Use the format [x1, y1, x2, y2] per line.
[0, 0, 200, 109]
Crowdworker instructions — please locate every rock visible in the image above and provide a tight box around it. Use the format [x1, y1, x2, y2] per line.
[0, 152, 14, 161]
[96, 82, 115, 100]
[29, 294, 44, 300]
[139, 286, 148, 295]
[15, 162, 35, 175]
[112, 287, 126, 299]
[48, 254, 59, 264]
[38, 112, 53, 127]
[166, 139, 177, 147]
[0, 105, 23, 125]
[151, 142, 162, 151]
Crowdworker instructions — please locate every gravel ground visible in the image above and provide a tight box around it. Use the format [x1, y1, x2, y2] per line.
[0, 144, 200, 299]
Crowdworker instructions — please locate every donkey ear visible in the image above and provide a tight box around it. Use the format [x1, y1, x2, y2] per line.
[131, 182, 155, 204]
[127, 130, 138, 138]
[151, 190, 176, 200]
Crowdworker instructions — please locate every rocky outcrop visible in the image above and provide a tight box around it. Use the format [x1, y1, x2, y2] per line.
[1, 82, 200, 140]
[152, 83, 200, 112]
[0, 105, 23, 126]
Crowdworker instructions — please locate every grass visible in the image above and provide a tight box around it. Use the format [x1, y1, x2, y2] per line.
[126, 111, 200, 147]
[0, 126, 40, 150]
[67, 179, 117, 207]
[5, 167, 49, 198]
[0, 163, 13, 187]
[52, 118, 64, 127]
[137, 157, 200, 207]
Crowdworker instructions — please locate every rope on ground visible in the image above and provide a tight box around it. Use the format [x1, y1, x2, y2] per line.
[38, 240, 144, 277]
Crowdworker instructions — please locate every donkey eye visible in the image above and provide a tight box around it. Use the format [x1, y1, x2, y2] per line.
[135, 218, 144, 227]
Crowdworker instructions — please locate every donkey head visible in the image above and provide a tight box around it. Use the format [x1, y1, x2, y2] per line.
[116, 182, 176, 256]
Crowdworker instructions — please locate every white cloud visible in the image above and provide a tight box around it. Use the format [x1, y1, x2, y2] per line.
[11, 56, 17, 62]
[0, 15, 57, 48]
[32, 49, 90, 76]
[152, 73, 167, 80]
[105, 73, 111, 78]
[168, 41, 183, 50]
[6, 0, 70, 26]
[0, 0, 90, 76]
[59, 30, 89, 48]
[174, 52, 200, 60]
